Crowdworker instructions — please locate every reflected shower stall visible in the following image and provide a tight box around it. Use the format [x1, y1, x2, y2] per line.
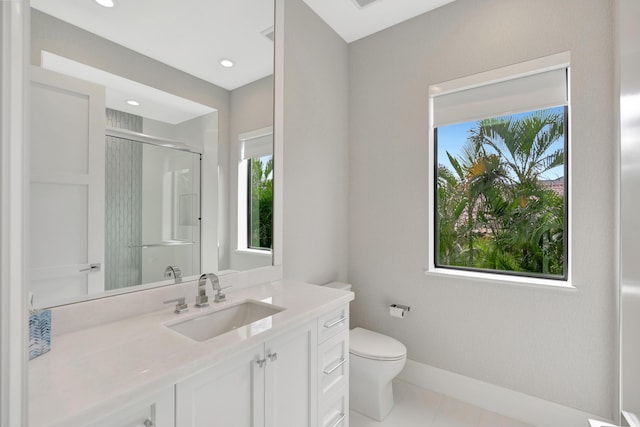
[105, 109, 201, 290]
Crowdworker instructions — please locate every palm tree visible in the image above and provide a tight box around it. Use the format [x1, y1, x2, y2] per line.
[438, 139, 510, 267]
[249, 157, 273, 249]
[468, 109, 564, 196]
[466, 109, 566, 275]
[436, 164, 466, 265]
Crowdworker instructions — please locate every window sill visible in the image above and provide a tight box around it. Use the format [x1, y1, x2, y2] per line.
[235, 248, 272, 257]
[424, 267, 575, 290]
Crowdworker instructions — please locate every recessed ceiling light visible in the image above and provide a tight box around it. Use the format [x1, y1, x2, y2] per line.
[95, 0, 115, 8]
[219, 59, 234, 68]
[126, 99, 140, 106]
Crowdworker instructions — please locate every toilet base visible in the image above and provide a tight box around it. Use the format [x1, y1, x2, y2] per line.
[349, 368, 396, 421]
[348, 328, 407, 422]
[349, 383, 394, 421]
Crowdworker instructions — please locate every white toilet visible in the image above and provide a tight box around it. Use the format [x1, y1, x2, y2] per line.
[323, 282, 408, 421]
[349, 327, 407, 421]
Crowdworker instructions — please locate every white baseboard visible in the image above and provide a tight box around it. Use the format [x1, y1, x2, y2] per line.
[398, 359, 614, 427]
[622, 411, 639, 427]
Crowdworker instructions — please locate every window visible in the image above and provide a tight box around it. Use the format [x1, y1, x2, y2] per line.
[238, 128, 273, 252]
[247, 154, 273, 250]
[429, 54, 569, 282]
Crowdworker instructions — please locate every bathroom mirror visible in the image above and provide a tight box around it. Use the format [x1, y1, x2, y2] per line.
[29, 0, 275, 308]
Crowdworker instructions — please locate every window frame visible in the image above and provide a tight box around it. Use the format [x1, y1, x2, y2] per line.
[237, 127, 273, 255]
[426, 52, 574, 289]
[246, 155, 273, 251]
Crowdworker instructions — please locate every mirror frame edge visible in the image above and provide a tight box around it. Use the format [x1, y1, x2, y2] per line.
[273, 0, 284, 269]
[1, 1, 29, 426]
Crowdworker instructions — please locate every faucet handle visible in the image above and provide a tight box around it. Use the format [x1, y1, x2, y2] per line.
[195, 294, 209, 308]
[214, 285, 232, 303]
[163, 297, 188, 314]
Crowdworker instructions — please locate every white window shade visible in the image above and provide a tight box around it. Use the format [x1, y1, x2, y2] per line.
[432, 68, 568, 127]
[241, 133, 272, 160]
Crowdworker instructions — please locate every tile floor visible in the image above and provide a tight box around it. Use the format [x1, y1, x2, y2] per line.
[349, 379, 533, 427]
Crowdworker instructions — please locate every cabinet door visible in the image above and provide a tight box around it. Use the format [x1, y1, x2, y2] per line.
[265, 322, 317, 427]
[175, 343, 265, 427]
[84, 387, 174, 427]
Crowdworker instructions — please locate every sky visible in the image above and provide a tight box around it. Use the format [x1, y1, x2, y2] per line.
[436, 106, 566, 181]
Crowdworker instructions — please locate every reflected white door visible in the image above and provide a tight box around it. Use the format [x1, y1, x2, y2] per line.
[29, 66, 105, 307]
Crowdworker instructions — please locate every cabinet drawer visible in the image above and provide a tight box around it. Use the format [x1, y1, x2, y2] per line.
[318, 331, 349, 400]
[318, 305, 349, 343]
[84, 386, 174, 427]
[320, 390, 348, 427]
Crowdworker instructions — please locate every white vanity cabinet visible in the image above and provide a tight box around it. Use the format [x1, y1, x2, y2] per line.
[84, 387, 175, 427]
[317, 305, 350, 427]
[28, 283, 355, 427]
[175, 321, 317, 427]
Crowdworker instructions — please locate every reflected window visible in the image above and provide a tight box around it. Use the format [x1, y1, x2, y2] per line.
[248, 155, 273, 250]
[238, 127, 273, 253]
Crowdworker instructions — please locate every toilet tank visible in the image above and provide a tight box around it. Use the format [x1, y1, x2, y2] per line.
[323, 281, 352, 291]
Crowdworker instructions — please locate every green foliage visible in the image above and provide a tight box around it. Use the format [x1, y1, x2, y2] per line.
[249, 157, 273, 249]
[436, 109, 565, 278]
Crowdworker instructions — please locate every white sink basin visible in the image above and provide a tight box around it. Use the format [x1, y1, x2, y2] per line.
[166, 300, 285, 342]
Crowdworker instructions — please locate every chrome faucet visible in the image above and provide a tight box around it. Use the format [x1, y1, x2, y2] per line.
[163, 297, 188, 314]
[164, 265, 182, 284]
[194, 274, 210, 308]
[198, 273, 230, 303]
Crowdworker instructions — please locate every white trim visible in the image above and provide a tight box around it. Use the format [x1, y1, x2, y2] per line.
[623, 411, 640, 427]
[0, 1, 29, 426]
[273, 0, 284, 268]
[237, 158, 248, 250]
[589, 420, 621, 427]
[425, 267, 575, 290]
[235, 248, 273, 258]
[398, 359, 612, 427]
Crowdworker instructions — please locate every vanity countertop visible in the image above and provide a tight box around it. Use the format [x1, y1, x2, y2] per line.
[28, 280, 353, 427]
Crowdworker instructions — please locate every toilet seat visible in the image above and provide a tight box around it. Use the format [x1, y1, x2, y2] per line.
[350, 327, 407, 361]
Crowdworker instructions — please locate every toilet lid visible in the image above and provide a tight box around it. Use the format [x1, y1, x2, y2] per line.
[350, 327, 407, 361]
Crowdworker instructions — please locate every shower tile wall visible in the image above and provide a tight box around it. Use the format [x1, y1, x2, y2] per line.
[105, 109, 143, 290]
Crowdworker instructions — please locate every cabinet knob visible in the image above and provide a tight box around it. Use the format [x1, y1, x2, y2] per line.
[143, 420, 154, 427]
[256, 358, 267, 368]
[267, 352, 278, 362]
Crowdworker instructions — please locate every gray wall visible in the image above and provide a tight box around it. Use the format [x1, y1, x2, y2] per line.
[348, 0, 617, 419]
[282, 0, 349, 284]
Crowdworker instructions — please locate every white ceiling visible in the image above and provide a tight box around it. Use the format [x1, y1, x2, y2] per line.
[302, 0, 457, 43]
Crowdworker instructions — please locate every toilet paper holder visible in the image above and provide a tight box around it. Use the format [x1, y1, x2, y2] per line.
[389, 304, 411, 318]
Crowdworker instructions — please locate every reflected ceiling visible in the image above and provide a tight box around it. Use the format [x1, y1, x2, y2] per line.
[31, 0, 275, 91]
